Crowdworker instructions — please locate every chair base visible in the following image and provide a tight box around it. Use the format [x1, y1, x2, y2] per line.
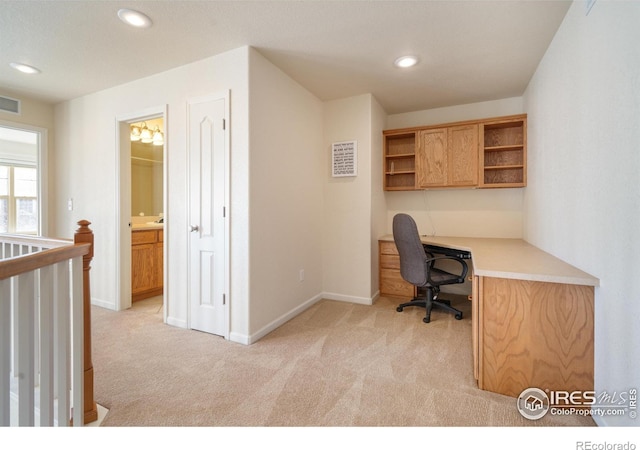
[396, 296, 463, 323]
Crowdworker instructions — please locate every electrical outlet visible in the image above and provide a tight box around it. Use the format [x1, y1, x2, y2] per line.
[299, 269, 305, 282]
[67, 198, 73, 211]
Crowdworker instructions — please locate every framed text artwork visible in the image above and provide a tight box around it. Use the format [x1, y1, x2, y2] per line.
[332, 140, 357, 177]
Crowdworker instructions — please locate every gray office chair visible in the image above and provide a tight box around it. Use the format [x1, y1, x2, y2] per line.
[392, 213, 468, 323]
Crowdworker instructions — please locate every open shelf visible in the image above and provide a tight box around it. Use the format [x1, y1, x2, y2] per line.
[484, 165, 524, 171]
[384, 132, 416, 191]
[484, 144, 523, 152]
[480, 117, 526, 188]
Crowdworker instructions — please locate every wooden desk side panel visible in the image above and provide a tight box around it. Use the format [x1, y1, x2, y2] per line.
[472, 275, 480, 382]
[480, 277, 594, 398]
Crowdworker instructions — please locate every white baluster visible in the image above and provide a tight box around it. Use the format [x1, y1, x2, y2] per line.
[17, 271, 35, 426]
[55, 260, 70, 426]
[0, 278, 11, 426]
[39, 265, 54, 426]
[71, 257, 84, 427]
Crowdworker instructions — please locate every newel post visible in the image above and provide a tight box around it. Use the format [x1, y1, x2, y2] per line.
[74, 220, 98, 424]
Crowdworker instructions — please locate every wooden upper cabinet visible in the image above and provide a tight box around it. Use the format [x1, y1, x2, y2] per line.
[448, 124, 478, 187]
[416, 128, 448, 188]
[415, 124, 478, 189]
[383, 114, 526, 191]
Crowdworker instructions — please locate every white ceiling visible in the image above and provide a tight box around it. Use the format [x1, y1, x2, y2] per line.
[0, 0, 571, 114]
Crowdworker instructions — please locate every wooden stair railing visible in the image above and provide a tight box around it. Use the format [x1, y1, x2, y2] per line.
[74, 220, 97, 424]
[0, 220, 96, 426]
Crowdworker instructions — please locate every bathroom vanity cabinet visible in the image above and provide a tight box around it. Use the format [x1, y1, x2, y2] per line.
[131, 228, 163, 301]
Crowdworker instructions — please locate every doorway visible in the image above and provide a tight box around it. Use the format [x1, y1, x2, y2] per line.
[116, 106, 167, 317]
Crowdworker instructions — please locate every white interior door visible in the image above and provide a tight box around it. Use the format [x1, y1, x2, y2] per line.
[188, 93, 228, 337]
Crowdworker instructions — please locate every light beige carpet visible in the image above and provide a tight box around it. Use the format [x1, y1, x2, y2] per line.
[91, 295, 594, 427]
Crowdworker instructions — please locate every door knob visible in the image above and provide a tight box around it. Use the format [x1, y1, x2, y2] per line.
[190, 225, 199, 232]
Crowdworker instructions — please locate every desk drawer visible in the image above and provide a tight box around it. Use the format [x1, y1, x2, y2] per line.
[380, 254, 401, 270]
[379, 241, 399, 255]
[380, 269, 414, 298]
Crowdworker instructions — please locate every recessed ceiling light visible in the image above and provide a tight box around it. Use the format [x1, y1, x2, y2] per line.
[117, 9, 153, 28]
[9, 62, 41, 74]
[394, 56, 419, 68]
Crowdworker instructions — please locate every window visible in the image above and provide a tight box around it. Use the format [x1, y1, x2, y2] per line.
[0, 165, 38, 234]
[0, 125, 41, 235]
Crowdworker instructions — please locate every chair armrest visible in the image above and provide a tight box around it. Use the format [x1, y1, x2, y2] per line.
[425, 255, 469, 285]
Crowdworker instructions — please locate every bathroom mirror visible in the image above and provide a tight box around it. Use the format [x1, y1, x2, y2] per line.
[131, 118, 164, 217]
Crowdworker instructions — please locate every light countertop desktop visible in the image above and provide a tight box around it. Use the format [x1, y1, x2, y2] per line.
[379, 235, 599, 287]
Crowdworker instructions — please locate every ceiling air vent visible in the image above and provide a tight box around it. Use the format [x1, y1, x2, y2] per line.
[0, 96, 20, 115]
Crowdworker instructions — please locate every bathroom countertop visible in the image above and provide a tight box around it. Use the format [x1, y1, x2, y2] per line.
[131, 223, 164, 231]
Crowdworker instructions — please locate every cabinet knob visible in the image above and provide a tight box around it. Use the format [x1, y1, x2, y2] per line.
[190, 225, 199, 233]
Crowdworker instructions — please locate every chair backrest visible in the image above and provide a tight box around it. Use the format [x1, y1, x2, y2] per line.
[393, 213, 427, 286]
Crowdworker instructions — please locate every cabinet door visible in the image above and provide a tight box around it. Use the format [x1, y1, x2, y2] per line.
[155, 241, 164, 290]
[132, 243, 155, 294]
[416, 128, 448, 188]
[448, 124, 478, 186]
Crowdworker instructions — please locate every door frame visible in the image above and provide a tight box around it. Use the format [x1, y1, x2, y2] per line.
[187, 91, 231, 339]
[115, 105, 167, 315]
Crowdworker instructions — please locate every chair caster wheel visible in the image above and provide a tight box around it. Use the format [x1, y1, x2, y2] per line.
[396, 307, 403, 312]
[455, 313, 463, 320]
[423, 317, 431, 323]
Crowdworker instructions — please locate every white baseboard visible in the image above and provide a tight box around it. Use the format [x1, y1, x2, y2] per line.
[229, 291, 380, 345]
[321, 291, 375, 305]
[228, 331, 250, 345]
[166, 315, 187, 329]
[237, 293, 325, 345]
[90, 296, 114, 310]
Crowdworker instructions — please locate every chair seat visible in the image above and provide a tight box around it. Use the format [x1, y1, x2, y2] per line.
[424, 267, 463, 286]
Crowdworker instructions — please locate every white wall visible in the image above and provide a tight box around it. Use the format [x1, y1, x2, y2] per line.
[246, 49, 325, 341]
[523, 0, 640, 426]
[53, 47, 251, 338]
[0, 89, 54, 132]
[387, 97, 523, 130]
[370, 96, 388, 296]
[0, 90, 54, 235]
[385, 98, 525, 238]
[323, 94, 379, 303]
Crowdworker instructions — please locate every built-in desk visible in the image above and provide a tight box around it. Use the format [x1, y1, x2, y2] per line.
[378, 235, 599, 398]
